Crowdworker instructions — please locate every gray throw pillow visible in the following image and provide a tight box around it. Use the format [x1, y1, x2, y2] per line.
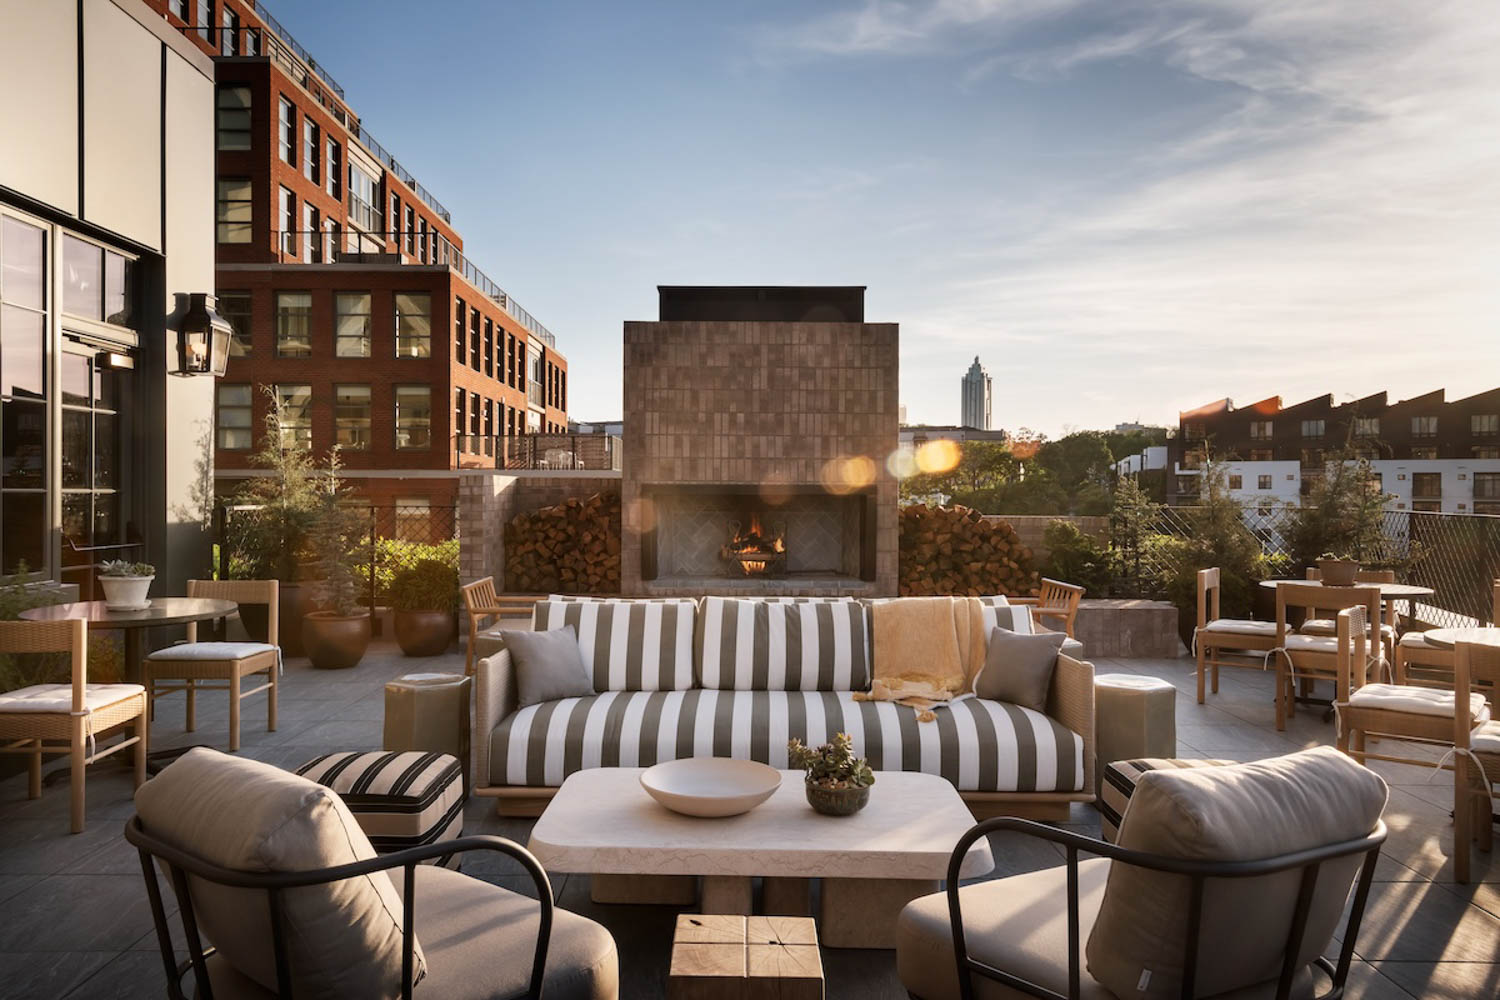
[974, 626, 1066, 712]
[502, 626, 595, 707]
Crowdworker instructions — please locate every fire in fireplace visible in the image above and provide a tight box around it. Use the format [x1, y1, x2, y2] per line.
[722, 514, 786, 575]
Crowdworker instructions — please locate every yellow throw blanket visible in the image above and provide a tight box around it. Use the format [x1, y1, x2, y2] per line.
[854, 597, 988, 721]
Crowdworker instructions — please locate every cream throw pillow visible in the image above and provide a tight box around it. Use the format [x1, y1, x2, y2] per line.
[135, 747, 424, 998]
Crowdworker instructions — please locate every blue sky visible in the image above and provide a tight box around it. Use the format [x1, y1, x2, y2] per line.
[287, 1, 1499, 434]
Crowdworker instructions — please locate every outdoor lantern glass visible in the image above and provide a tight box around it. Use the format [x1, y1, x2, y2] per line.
[178, 293, 233, 377]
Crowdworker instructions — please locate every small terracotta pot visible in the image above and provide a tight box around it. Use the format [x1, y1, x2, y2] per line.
[805, 779, 870, 817]
[302, 611, 371, 670]
[394, 610, 455, 657]
[1318, 559, 1360, 587]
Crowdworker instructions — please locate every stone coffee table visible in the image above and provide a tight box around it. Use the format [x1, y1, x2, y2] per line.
[528, 767, 993, 949]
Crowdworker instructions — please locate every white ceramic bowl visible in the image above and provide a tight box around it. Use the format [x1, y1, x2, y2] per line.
[639, 758, 782, 818]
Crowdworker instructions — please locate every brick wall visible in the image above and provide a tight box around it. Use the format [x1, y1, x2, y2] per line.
[458, 472, 621, 592]
[987, 514, 1110, 565]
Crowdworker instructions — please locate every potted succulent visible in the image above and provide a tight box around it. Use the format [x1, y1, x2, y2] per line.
[788, 732, 875, 816]
[300, 456, 370, 669]
[1317, 551, 1361, 587]
[98, 559, 156, 610]
[390, 559, 458, 657]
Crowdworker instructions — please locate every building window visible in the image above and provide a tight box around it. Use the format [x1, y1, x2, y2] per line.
[1248, 420, 1272, 440]
[244, 26, 259, 55]
[395, 386, 432, 449]
[1411, 446, 1438, 460]
[1301, 448, 1323, 468]
[1257, 474, 1273, 490]
[172, 0, 190, 20]
[1, 216, 49, 574]
[394, 292, 431, 358]
[217, 291, 251, 357]
[215, 86, 251, 150]
[1354, 416, 1379, 437]
[1300, 419, 1324, 439]
[279, 186, 295, 257]
[483, 318, 493, 377]
[1475, 447, 1500, 459]
[196, 0, 213, 43]
[275, 384, 312, 449]
[1412, 472, 1442, 499]
[335, 293, 371, 358]
[275, 292, 312, 357]
[454, 297, 467, 362]
[469, 391, 481, 437]
[1472, 414, 1499, 437]
[325, 219, 340, 263]
[1247, 449, 1272, 462]
[417, 218, 427, 261]
[454, 389, 466, 451]
[326, 140, 341, 199]
[390, 193, 400, 246]
[303, 119, 319, 184]
[216, 384, 252, 449]
[404, 207, 415, 255]
[560, 371, 566, 411]
[301, 203, 317, 263]
[1228, 474, 1243, 490]
[469, 308, 481, 368]
[221, 7, 239, 55]
[278, 97, 296, 166]
[349, 166, 379, 232]
[483, 398, 494, 450]
[335, 385, 371, 450]
[1473, 472, 1500, 501]
[215, 178, 252, 243]
[1412, 416, 1438, 438]
[395, 499, 431, 541]
[61, 235, 134, 327]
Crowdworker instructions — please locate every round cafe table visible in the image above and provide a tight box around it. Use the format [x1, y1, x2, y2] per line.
[1416, 627, 1500, 651]
[19, 598, 238, 685]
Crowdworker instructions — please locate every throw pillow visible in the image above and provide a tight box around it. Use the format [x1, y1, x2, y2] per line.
[503, 625, 595, 707]
[974, 626, 1066, 711]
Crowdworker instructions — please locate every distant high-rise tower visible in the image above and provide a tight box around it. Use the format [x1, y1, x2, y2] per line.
[961, 356, 992, 429]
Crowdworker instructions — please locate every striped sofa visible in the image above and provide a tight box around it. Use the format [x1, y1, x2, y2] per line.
[474, 596, 1095, 820]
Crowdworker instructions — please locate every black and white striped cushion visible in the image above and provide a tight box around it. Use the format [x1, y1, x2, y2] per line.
[1098, 757, 1232, 843]
[695, 597, 871, 691]
[981, 602, 1033, 634]
[296, 751, 465, 867]
[531, 599, 696, 691]
[489, 690, 1083, 793]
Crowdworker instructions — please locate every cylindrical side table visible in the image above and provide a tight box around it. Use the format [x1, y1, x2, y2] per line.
[384, 672, 473, 793]
[1093, 673, 1177, 798]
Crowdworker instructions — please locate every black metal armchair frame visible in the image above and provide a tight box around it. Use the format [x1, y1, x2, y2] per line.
[944, 817, 1387, 1000]
[124, 816, 554, 1000]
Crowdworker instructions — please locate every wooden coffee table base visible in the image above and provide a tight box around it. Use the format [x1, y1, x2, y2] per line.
[819, 877, 940, 949]
[669, 915, 823, 1000]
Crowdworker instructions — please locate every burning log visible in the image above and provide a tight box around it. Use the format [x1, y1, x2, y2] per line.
[898, 504, 1039, 597]
[504, 492, 622, 594]
[721, 514, 786, 576]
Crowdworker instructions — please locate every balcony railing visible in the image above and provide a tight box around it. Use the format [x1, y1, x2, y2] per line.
[454, 434, 621, 472]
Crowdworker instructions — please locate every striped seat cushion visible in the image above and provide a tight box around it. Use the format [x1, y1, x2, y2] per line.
[489, 690, 1084, 793]
[296, 751, 465, 868]
[531, 599, 696, 691]
[695, 597, 871, 691]
[1098, 758, 1232, 843]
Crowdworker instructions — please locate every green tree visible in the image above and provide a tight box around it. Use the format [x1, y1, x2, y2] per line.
[226, 388, 324, 581]
[1164, 464, 1267, 638]
[1284, 451, 1393, 572]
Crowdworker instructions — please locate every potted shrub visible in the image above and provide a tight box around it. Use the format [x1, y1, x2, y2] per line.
[1317, 552, 1361, 587]
[98, 559, 155, 610]
[390, 559, 458, 656]
[788, 733, 875, 816]
[300, 456, 370, 669]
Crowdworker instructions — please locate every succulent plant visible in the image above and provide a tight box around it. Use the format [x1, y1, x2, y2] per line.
[787, 732, 875, 789]
[99, 559, 155, 577]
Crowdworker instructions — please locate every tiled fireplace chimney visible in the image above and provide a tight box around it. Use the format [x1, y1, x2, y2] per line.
[621, 286, 899, 596]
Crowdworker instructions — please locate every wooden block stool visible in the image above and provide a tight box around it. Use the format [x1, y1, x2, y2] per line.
[1093, 673, 1177, 798]
[1098, 758, 1231, 842]
[669, 914, 823, 999]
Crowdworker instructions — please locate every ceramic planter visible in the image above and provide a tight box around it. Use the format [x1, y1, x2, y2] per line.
[302, 611, 371, 670]
[1318, 559, 1360, 587]
[393, 610, 455, 657]
[99, 575, 153, 611]
[805, 779, 871, 817]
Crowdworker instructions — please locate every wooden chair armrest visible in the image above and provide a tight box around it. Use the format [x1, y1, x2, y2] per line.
[1009, 597, 1040, 606]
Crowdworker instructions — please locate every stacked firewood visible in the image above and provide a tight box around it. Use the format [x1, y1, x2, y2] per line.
[898, 504, 1039, 597]
[504, 492, 622, 594]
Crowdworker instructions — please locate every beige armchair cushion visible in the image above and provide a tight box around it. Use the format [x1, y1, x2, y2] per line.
[134, 747, 425, 998]
[1085, 746, 1387, 1000]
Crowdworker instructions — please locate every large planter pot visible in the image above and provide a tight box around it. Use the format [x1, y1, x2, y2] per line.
[1318, 559, 1360, 587]
[393, 610, 455, 657]
[99, 575, 153, 611]
[804, 779, 870, 817]
[302, 611, 371, 670]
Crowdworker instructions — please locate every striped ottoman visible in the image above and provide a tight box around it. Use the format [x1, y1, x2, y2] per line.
[1098, 758, 1232, 843]
[297, 751, 465, 868]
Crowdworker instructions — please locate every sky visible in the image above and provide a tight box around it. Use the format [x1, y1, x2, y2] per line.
[285, 0, 1500, 436]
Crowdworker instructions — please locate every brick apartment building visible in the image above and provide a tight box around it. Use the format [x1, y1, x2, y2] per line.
[143, 0, 569, 510]
[1169, 387, 1500, 514]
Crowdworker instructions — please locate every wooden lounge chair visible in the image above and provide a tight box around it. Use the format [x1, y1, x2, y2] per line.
[461, 577, 543, 675]
[1011, 578, 1084, 637]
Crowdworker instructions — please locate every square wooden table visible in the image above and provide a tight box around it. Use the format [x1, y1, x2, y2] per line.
[668, 914, 823, 999]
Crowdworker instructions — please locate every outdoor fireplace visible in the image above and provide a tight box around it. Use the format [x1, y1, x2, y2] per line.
[620, 286, 899, 597]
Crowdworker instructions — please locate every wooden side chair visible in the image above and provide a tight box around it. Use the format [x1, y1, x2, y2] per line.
[145, 579, 279, 752]
[1454, 640, 1500, 883]
[1299, 567, 1398, 661]
[1194, 567, 1279, 704]
[0, 618, 147, 832]
[1011, 578, 1084, 637]
[1273, 583, 1382, 731]
[1396, 580, 1500, 688]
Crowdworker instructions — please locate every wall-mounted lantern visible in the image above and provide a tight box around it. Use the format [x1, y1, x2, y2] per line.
[176, 293, 232, 377]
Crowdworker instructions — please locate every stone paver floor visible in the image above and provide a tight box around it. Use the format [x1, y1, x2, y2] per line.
[0, 641, 1496, 998]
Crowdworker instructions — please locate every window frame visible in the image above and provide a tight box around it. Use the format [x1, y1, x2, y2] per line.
[215, 86, 251, 151]
[217, 290, 252, 358]
[274, 383, 313, 450]
[274, 291, 313, 358]
[215, 383, 253, 450]
[278, 96, 296, 167]
[334, 292, 372, 358]
[395, 385, 433, 450]
[334, 384, 372, 451]
[394, 292, 432, 359]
